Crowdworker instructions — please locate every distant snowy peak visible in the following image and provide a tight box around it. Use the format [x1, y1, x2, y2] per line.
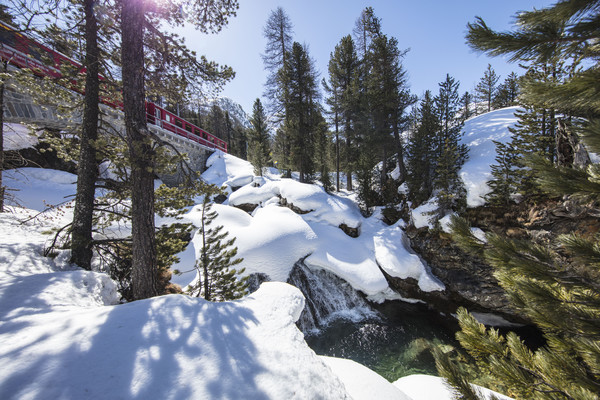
[206, 97, 251, 129]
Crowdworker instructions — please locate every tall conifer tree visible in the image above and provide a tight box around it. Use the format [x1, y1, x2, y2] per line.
[475, 63, 500, 113]
[406, 91, 439, 205]
[248, 98, 271, 176]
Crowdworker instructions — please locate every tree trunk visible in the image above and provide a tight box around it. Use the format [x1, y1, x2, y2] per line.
[345, 122, 352, 191]
[555, 118, 574, 168]
[122, 0, 158, 299]
[393, 117, 406, 182]
[0, 61, 6, 213]
[70, 0, 100, 270]
[335, 114, 339, 192]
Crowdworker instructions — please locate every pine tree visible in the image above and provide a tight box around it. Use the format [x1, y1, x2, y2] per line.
[262, 6, 293, 116]
[120, 0, 238, 299]
[437, 2, 600, 398]
[191, 186, 248, 302]
[365, 35, 406, 190]
[508, 105, 555, 197]
[432, 74, 468, 216]
[461, 91, 473, 121]
[262, 7, 293, 177]
[475, 64, 500, 113]
[406, 90, 439, 205]
[484, 140, 519, 206]
[323, 35, 360, 191]
[70, 0, 101, 270]
[248, 98, 271, 176]
[352, 6, 381, 60]
[280, 42, 320, 183]
[493, 72, 520, 109]
[313, 111, 333, 192]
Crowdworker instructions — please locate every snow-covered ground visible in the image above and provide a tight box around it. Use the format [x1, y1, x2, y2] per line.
[0, 205, 503, 400]
[0, 118, 515, 399]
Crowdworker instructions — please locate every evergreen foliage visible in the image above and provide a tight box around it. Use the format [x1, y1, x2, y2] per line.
[461, 91, 473, 120]
[474, 64, 499, 113]
[248, 98, 271, 176]
[190, 185, 248, 302]
[493, 72, 520, 109]
[280, 42, 320, 183]
[484, 140, 519, 206]
[262, 6, 293, 116]
[323, 35, 361, 191]
[437, 2, 600, 398]
[262, 7, 294, 177]
[406, 90, 439, 205]
[432, 74, 468, 216]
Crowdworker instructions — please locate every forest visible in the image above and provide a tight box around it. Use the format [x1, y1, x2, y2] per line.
[0, 0, 599, 399]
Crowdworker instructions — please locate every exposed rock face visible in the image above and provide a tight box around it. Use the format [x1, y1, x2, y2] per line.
[388, 198, 600, 324]
[233, 203, 258, 213]
[393, 227, 520, 321]
[338, 223, 359, 238]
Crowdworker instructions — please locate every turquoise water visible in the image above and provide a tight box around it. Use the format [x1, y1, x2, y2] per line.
[305, 300, 460, 382]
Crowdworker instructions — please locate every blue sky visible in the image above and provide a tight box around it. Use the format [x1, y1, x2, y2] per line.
[180, 1, 555, 114]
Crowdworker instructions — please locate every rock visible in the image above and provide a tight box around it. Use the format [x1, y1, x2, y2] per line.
[233, 203, 258, 213]
[279, 197, 312, 214]
[387, 227, 524, 323]
[339, 223, 359, 238]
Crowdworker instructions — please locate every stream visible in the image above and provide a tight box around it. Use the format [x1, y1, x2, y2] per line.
[287, 261, 460, 382]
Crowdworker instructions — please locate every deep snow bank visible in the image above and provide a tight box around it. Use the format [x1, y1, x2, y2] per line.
[460, 107, 520, 207]
[0, 279, 353, 399]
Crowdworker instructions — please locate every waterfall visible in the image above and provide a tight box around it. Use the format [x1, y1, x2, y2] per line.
[287, 261, 378, 334]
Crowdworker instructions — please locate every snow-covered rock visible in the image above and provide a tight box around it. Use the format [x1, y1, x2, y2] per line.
[230, 178, 363, 229]
[460, 107, 520, 207]
[2, 123, 38, 150]
[201, 150, 254, 189]
[186, 203, 318, 283]
[373, 221, 445, 292]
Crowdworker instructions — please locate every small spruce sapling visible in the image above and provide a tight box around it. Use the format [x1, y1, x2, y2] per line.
[191, 185, 248, 301]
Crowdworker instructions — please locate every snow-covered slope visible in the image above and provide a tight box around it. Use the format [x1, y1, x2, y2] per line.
[460, 106, 520, 207]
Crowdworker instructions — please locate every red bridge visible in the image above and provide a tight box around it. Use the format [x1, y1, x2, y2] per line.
[0, 21, 227, 153]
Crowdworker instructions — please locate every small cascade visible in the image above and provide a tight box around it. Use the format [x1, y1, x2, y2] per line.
[287, 261, 377, 334]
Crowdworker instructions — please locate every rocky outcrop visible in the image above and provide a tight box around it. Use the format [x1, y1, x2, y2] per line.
[387, 198, 600, 324]
[393, 226, 520, 321]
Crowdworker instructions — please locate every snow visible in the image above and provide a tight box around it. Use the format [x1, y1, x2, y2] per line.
[394, 374, 513, 400]
[186, 203, 318, 284]
[0, 279, 351, 399]
[460, 107, 520, 207]
[2, 123, 39, 150]
[4, 167, 77, 213]
[204, 154, 443, 297]
[321, 356, 412, 400]
[373, 221, 445, 292]
[230, 178, 363, 229]
[202, 150, 254, 189]
[411, 198, 438, 229]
